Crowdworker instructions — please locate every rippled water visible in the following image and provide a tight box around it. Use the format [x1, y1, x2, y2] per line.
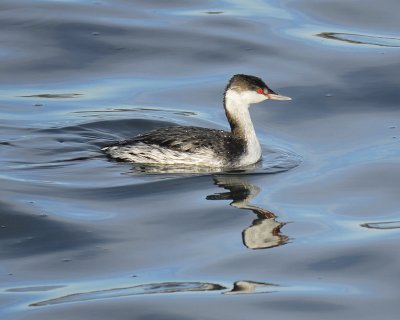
[1, 0, 400, 319]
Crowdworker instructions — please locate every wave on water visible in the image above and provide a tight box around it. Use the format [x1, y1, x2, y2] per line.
[316, 32, 400, 47]
[29, 282, 227, 307]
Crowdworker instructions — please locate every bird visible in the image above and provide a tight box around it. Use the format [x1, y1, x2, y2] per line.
[102, 74, 291, 168]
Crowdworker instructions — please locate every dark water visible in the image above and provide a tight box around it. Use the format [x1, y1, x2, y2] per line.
[1, 0, 400, 319]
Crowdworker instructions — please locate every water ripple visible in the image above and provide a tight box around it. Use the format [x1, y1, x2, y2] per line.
[316, 32, 400, 48]
[20, 93, 84, 99]
[361, 221, 400, 230]
[30, 282, 226, 307]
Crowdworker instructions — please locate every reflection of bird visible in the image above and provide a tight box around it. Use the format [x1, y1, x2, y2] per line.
[224, 280, 278, 295]
[242, 218, 288, 250]
[208, 175, 289, 250]
[103, 74, 291, 168]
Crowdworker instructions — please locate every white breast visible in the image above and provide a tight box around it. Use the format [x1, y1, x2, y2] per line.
[224, 89, 262, 166]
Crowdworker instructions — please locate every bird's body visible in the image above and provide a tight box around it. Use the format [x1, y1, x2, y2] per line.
[103, 74, 291, 168]
[106, 126, 241, 167]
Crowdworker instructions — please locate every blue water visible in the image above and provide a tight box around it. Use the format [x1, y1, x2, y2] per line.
[1, 1, 400, 319]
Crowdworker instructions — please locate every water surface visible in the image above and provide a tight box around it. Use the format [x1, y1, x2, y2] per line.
[1, 0, 400, 319]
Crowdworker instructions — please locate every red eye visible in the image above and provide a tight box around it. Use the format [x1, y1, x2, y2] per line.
[256, 88, 264, 94]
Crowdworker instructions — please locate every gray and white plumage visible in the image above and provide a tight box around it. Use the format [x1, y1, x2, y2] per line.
[103, 74, 291, 168]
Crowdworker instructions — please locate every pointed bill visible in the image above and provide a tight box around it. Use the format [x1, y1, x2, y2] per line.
[267, 93, 292, 101]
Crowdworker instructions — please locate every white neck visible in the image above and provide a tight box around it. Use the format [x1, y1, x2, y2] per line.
[224, 89, 262, 165]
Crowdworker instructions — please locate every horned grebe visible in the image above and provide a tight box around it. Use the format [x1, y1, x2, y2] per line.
[103, 74, 291, 168]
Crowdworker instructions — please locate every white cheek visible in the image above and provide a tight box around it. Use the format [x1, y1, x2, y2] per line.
[241, 91, 267, 104]
[225, 89, 267, 107]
